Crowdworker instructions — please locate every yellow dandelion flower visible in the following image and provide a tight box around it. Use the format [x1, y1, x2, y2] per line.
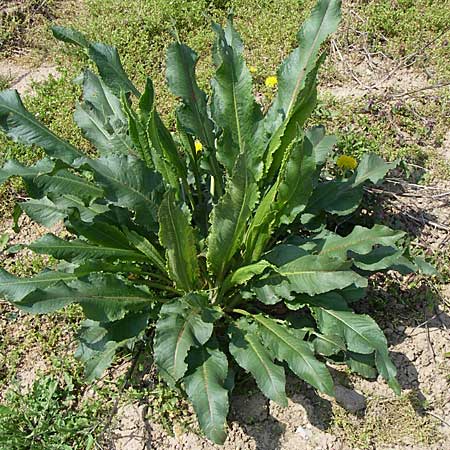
[336, 155, 358, 170]
[265, 75, 278, 88]
[249, 66, 257, 74]
[194, 139, 203, 153]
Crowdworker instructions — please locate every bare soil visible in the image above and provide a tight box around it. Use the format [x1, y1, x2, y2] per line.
[0, 59, 59, 94]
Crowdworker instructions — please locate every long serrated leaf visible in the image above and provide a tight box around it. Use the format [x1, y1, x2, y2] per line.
[309, 295, 399, 393]
[211, 18, 264, 178]
[146, 103, 187, 191]
[265, 55, 322, 180]
[229, 319, 287, 406]
[243, 182, 278, 264]
[123, 228, 167, 274]
[253, 254, 367, 304]
[154, 294, 219, 383]
[28, 233, 147, 263]
[35, 170, 103, 202]
[0, 268, 78, 302]
[88, 43, 140, 97]
[310, 225, 405, 259]
[254, 314, 334, 396]
[82, 154, 162, 229]
[51, 25, 90, 48]
[276, 132, 315, 225]
[158, 191, 199, 291]
[166, 42, 215, 149]
[16, 274, 154, 321]
[77, 312, 150, 381]
[265, 0, 341, 137]
[184, 344, 229, 444]
[0, 90, 82, 164]
[263, 0, 342, 177]
[207, 153, 259, 278]
[121, 83, 154, 168]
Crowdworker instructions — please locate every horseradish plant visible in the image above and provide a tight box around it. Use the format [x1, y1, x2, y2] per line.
[0, 0, 431, 443]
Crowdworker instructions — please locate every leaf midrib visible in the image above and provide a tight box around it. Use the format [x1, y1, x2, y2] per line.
[245, 332, 283, 401]
[39, 174, 103, 197]
[4, 98, 81, 157]
[255, 316, 317, 377]
[285, 2, 334, 117]
[166, 197, 192, 290]
[320, 308, 381, 352]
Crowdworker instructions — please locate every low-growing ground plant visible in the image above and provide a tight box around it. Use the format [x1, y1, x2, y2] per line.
[0, 374, 101, 449]
[0, 0, 434, 444]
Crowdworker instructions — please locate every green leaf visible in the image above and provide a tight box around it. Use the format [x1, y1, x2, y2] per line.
[266, 0, 341, 138]
[312, 225, 405, 259]
[35, 170, 104, 202]
[309, 295, 399, 393]
[158, 191, 200, 291]
[352, 246, 405, 271]
[76, 312, 150, 381]
[354, 153, 398, 185]
[74, 71, 133, 155]
[123, 228, 167, 274]
[276, 132, 316, 225]
[22, 194, 108, 226]
[19, 196, 65, 227]
[145, 96, 187, 190]
[243, 182, 278, 264]
[16, 274, 154, 321]
[184, 344, 229, 444]
[67, 210, 134, 250]
[313, 333, 346, 356]
[0, 233, 8, 251]
[265, 55, 323, 180]
[346, 352, 378, 379]
[0, 90, 82, 164]
[83, 154, 162, 229]
[28, 233, 147, 263]
[207, 153, 259, 278]
[253, 254, 367, 304]
[408, 256, 437, 275]
[0, 268, 78, 302]
[223, 260, 272, 291]
[166, 42, 215, 149]
[306, 126, 337, 166]
[307, 153, 398, 216]
[121, 85, 154, 168]
[211, 18, 264, 178]
[88, 43, 140, 97]
[154, 294, 220, 383]
[263, 0, 341, 177]
[51, 25, 90, 48]
[254, 314, 334, 396]
[229, 318, 288, 406]
[19, 196, 81, 227]
[0, 158, 55, 196]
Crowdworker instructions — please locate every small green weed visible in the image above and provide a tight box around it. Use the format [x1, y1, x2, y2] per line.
[0, 373, 102, 450]
[332, 392, 440, 449]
